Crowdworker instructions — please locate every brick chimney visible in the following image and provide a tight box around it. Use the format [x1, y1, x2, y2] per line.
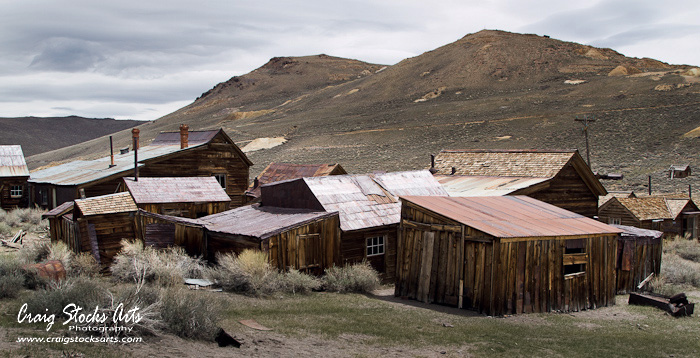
[180, 124, 189, 149]
[131, 128, 140, 150]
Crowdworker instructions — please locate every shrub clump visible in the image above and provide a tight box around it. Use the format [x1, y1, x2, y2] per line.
[160, 288, 221, 340]
[206, 250, 321, 296]
[111, 240, 207, 286]
[70, 252, 101, 277]
[0, 255, 28, 298]
[24, 277, 108, 316]
[664, 236, 700, 262]
[0, 208, 48, 233]
[322, 261, 380, 293]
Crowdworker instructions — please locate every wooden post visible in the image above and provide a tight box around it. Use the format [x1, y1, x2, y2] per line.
[575, 116, 596, 168]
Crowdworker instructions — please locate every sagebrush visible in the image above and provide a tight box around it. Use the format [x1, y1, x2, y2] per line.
[111, 239, 207, 286]
[321, 261, 380, 293]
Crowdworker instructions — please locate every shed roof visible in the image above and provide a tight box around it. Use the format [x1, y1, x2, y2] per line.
[200, 204, 337, 239]
[124, 177, 230, 204]
[42, 201, 74, 219]
[301, 170, 448, 231]
[435, 175, 550, 197]
[432, 149, 576, 177]
[612, 225, 663, 239]
[0, 145, 29, 177]
[29, 129, 249, 186]
[74, 192, 137, 216]
[402, 195, 621, 239]
[246, 162, 345, 198]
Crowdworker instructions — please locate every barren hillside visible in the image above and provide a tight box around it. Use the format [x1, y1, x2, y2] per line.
[27, 30, 700, 195]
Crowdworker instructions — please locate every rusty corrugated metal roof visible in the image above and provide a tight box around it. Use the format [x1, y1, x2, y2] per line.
[200, 204, 337, 239]
[302, 170, 447, 231]
[75, 192, 137, 216]
[435, 175, 550, 197]
[432, 149, 575, 177]
[124, 177, 230, 204]
[246, 162, 346, 198]
[0, 145, 29, 177]
[402, 195, 622, 239]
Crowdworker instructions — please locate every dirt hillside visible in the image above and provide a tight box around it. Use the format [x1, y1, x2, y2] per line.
[26, 30, 700, 195]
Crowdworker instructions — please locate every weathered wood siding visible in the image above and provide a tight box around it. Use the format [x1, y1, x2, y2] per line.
[265, 215, 341, 274]
[340, 225, 397, 281]
[525, 163, 599, 218]
[0, 177, 28, 209]
[76, 212, 136, 267]
[139, 136, 250, 207]
[137, 202, 229, 219]
[598, 200, 640, 226]
[396, 202, 618, 315]
[49, 216, 79, 252]
[616, 236, 662, 293]
[135, 212, 205, 257]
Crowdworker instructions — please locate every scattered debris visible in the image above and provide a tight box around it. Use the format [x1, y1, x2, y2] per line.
[564, 79, 587, 85]
[215, 328, 242, 348]
[25, 260, 67, 282]
[239, 319, 272, 331]
[0, 239, 21, 250]
[185, 278, 214, 289]
[11, 229, 25, 243]
[442, 323, 454, 328]
[628, 292, 694, 317]
[637, 273, 654, 290]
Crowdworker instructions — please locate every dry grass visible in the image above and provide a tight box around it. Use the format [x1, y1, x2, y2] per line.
[0, 208, 47, 235]
[649, 236, 700, 295]
[321, 261, 380, 293]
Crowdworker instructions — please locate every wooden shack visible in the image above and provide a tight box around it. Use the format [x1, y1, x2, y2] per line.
[72, 193, 138, 266]
[396, 196, 621, 315]
[29, 125, 252, 209]
[136, 205, 341, 274]
[598, 197, 699, 239]
[669, 165, 691, 178]
[123, 176, 230, 218]
[43, 201, 76, 247]
[612, 225, 663, 294]
[431, 149, 607, 218]
[0, 145, 29, 210]
[245, 162, 346, 202]
[261, 170, 448, 281]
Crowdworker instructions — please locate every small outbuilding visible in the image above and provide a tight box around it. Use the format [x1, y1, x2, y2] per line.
[396, 195, 622, 315]
[0, 145, 29, 210]
[612, 225, 663, 294]
[668, 165, 691, 179]
[598, 197, 699, 239]
[123, 176, 231, 218]
[245, 162, 346, 202]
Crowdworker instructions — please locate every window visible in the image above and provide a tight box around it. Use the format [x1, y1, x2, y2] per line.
[564, 239, 586, 275]
[39, 189, 48, 206]
[213, 173, 226, 190]
[608, 217, 621, 225]
[366, 236, 385, 257]
[10, 185, 23, 198]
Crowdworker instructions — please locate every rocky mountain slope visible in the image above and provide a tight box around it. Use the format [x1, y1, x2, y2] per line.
[27, 30, 700, 195]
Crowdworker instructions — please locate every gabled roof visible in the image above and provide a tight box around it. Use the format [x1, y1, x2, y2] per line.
[246, 162, 345, 198]
[669, 164, 690, 171]
[401, 196, 621, 239]
[0, 145, 29, 177]
[124, 177, 230, 204]
[29, 129, 250, 186]
[292, 170, 448, 231]
[199, 204, 337, 239]
[435, 175, 550, 197]
[606, 197, 698, 221]
[431, 149, 607, 196]
[74, 192, 137, 217]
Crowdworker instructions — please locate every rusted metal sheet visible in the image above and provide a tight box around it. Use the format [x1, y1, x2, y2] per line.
[74, 192, 137, 216]
[0, 145, 29, 177]
[435, 175, 550, 197]
[124, 176, 230, 204]
[401, 195, 622, 238]
[200, 204, 337, 239]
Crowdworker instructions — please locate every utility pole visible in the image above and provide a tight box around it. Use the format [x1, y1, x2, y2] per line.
[575, 115, 597, 168]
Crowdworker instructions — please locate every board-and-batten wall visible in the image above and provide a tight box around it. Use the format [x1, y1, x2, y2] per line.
[396, 201, 618, 315]
[525, 163, 599, 218]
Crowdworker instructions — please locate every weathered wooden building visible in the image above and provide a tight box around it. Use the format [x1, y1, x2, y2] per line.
[396, 196, 621, 316]
[668, 165, 691, 178]
[29, 125, 252, 209]
[612, 225, 663, 294]
[598, 197, 699, 239]
[0, 145, 29, 210]
[245, 162, 346, 202]
[43, 201, 76, 246]
[135, 205, 341, 274]
[261, 170, 448, 280]
[123, 176, 230, 218]
[432, 149, 607, 218]
[72, 193, 138, 266]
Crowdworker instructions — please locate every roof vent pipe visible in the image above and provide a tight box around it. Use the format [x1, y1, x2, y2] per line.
[109, 136, 116, 168]
[132, 128, 140, 181]
[180, 124, 189, 149]
[451, 167, 456, 175]
[429, 154, 437, 174]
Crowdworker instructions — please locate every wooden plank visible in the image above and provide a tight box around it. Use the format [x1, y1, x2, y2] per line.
[417, 232, 435, 302]
[516, 241, 526, 314]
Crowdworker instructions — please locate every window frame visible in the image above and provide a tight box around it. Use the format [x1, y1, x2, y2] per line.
[608, 217, 621, 225]
[563, 239, 587, 276]
[366, 235, 386, 257]
[9, 185, 23, 198]
[213, 173, 227, 190]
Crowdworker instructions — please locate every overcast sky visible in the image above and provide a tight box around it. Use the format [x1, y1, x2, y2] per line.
[1, 0, 698, 121]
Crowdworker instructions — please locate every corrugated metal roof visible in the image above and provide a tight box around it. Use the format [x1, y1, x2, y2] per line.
[612, 225, 663, 239]
[149, 130, 219, 146]
[402, 195, 622, 239]
[435, 175, 550, 197]
[200, 204, 337, 239]
[75, 192, 137, 216]
[432, 149, 575, 177]
[247, 162, 346, 198]
[303, 170, 447, 231]
[0, 145, 29, 177]
[124, 177, 230, 204]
